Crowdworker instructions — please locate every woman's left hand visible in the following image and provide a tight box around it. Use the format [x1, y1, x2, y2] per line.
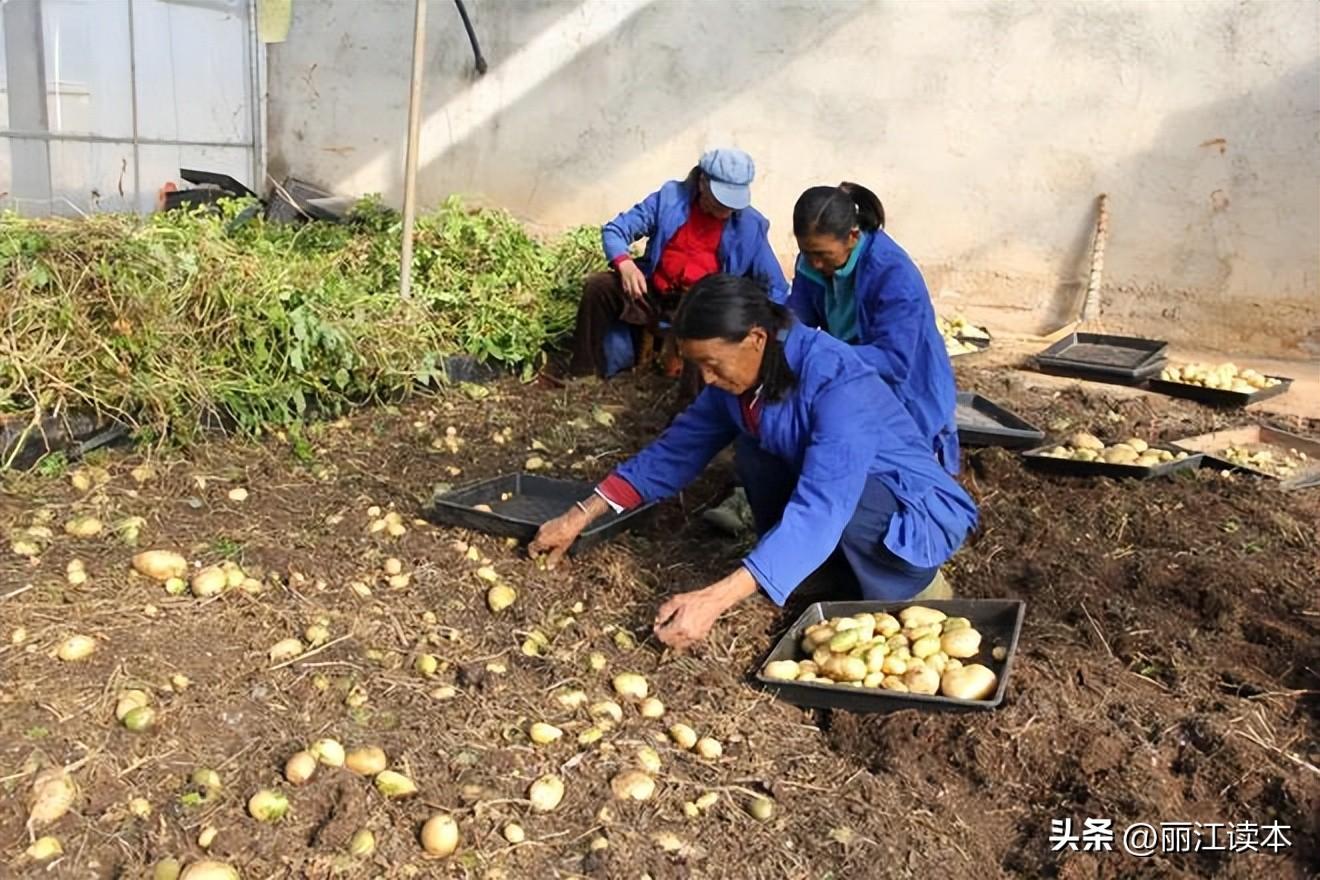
[653, 567, 760, 649]
[653, 589, 726, 649]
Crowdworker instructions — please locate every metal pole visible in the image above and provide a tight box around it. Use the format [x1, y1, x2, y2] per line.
[398, 0, 428, 300]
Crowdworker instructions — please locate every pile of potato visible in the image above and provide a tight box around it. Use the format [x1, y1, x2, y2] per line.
[1221, 445, 1308, 478]
[1037, 432, 1191, 467]
[761, 605, 1002, 702]
[1159, 362, 1281, 394]
[939, 315, 990, 357]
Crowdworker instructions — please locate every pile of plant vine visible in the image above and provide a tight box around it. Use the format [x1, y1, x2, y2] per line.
[0, 196, 603, 444]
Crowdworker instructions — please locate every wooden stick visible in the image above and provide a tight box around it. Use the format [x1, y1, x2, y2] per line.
[398, 0, 429, 300]
[1079, 193, 1109, 323]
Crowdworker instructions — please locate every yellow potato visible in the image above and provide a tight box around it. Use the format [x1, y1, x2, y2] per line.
[903, 667, 940, 695]
[873, 613, 901, 637]
[940, 628, 982, 659]
[899, 606, 947, 628]
[912, 635, 941, 659]
[1068, 432, 1105, 451]
[761, 660, 800, 681]
[940, 664, 998, 701]
[1101, 446, 1139, 465]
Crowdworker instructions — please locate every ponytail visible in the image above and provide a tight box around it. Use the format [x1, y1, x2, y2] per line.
[673, 274, 798, 402]
[792, 182, 886, 240]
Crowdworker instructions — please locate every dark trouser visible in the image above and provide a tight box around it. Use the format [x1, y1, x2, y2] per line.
[569, 272, 657, 377]
[568, 271, 704, 399]
[734, 435, 940, 601]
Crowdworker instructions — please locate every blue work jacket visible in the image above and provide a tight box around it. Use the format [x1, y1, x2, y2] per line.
[602, 180, 789, 303]
[789, 230, 960, 472]
[615, 323, 978, 605]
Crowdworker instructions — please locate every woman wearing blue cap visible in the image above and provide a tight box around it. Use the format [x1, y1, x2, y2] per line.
[567, 148, 788, 379]
[789, 183, 960, 474]
[534, 273, 977, 649]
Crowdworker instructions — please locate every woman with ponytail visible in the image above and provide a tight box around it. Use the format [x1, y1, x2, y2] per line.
[790, 183, 960, 473]
[531, 274, 978, 649]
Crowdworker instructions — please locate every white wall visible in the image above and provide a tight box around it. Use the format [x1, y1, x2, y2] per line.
[266, 0, 1320, 357]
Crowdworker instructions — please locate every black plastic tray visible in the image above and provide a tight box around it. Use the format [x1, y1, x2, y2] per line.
[1145, 376, 1293, 408]
[948, 336, 992, 358]
[1021, 443, 1203, 480]
[956, 392, 1045, 448]
[1037, 332, 1167, 370]
[1036, 356, 1167, 386]
[423, 473, 655, 553]
[1172, 425, 1320, 490]
[755, 599, 1025, 713]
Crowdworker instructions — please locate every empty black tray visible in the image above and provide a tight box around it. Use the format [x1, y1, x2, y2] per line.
[424, 473, 655, 553]
[956, 392, 1045, 448]
[1146, 375, 1293, 408]
[1036, 332, 1168, 384]
[755, 599, 1025, 713]
[1021, 443, 1203, 480]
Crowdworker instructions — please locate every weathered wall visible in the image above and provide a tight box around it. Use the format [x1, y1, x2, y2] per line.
[266, 0, 1320, 358]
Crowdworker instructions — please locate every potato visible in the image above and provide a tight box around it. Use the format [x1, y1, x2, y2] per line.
[926, 653, 948, 675]
[1135, 454, 1163, 468]
[881, 655, 907, 676]
[885, 634, 908, 652]
[903, 667, 940, 695]
[906, 624, 941, 641]
[862, 672, 884, 688]
[132, 550, 189, 581]
[797, 661, 818, 676]
[1072, 448, 1099, 462]
[823, 655, 866, 682]
[898, 606, 946, 628]
[880, 676, 908, 692]
[864, 645, 888, 673]
[1101, 446, 1139, 464]
[911, 635, 941, 659]
[940, 664, 998, 701]
[942, 617, 971, 632]
[828, 629, 861, 653]
[848, 614, 876, 641]
[940, 628, 982, 659]
[761, 660, 800, 681]
[812, 646, 834, 667]
[1124, 438, 1149, 453]
[833, 617, 860, 633]
[873, 613, 901, 637]
[1068, 432, 1104, 451]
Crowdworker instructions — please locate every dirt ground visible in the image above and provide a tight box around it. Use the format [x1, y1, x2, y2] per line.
[1, 359, 1317, 879]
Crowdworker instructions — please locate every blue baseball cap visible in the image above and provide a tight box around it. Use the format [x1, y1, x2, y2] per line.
[699, 148, 755, 210]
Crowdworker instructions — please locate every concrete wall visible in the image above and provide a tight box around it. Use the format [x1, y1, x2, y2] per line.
[266, 0, 1320, 358]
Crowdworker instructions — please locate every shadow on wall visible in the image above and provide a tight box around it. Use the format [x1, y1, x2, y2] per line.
[985, 59, 1319, 355]
[324, 0, 859, 217]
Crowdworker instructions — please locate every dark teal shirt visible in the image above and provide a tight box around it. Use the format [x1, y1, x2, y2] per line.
[796, 232, 869, 344]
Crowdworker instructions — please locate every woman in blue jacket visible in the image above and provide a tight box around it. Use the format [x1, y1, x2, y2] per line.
[534, 274, 978, 649]
[789, 183, 960, 473]
[568, 149, 788, 378]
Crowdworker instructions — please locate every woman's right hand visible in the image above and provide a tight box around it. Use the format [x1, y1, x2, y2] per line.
[617, 259, 647, 300]
[529, 507, 591, 569]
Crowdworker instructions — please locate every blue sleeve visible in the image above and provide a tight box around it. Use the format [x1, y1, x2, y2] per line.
[614, 389, 739, 502]
[750, 236, 789, 304]
[787, 272, 822, 328]
[742, 374, 886, 605]
[601, 189, 662, 263]
[853, 263, 929, 384]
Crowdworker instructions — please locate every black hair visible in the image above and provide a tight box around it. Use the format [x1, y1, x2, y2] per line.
[681, 165, 704, 193]
[792, 181, 885, 239]
[672, 274, 797, 402]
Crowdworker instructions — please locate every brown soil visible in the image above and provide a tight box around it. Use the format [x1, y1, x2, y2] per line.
[1, 363, 1317, 879]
